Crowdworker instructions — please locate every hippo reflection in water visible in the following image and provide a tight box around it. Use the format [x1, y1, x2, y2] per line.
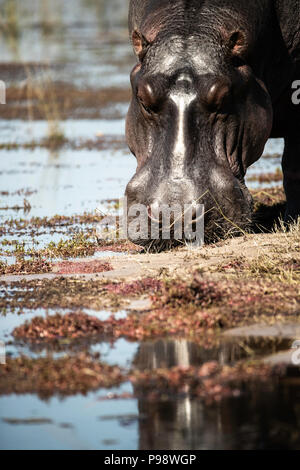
[133, 338, 299, 449]
[125, 0, 300, 249]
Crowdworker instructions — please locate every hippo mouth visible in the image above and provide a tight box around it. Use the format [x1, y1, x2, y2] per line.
[125, 175, 253, 251]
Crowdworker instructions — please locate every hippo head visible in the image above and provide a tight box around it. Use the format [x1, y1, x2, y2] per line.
[125, 14, 273, 249]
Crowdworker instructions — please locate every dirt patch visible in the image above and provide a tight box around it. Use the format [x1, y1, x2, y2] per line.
[1, 190, 300, 341]
[0, 353, 125, 398]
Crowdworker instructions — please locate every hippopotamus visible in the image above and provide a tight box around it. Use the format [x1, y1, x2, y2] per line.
[125, 0, 300, 248]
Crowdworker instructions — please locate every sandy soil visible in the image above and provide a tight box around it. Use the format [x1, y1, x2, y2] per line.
[0, 231, 295, 283]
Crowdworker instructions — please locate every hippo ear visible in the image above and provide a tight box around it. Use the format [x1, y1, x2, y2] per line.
[228, 31, 247, 56]
[275, 1, 300, 56]
[132, 30, 150, 61]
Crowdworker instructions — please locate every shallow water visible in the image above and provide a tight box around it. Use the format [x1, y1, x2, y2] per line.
[0, 384, 139, 450]
[1, 379, 300, 450]
[246, 140, 283, 189]
[0, 300, 298, 451]
[0, 330, 299, 450]
[0, 131, 283, 223]
[0, 145, 135, 219]
[1, 299, 298, 450]
[0, 119, 127, 144]
[1, 0, 132, 87]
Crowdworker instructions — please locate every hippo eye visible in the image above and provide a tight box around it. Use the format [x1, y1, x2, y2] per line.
[138, 97, 152, 115]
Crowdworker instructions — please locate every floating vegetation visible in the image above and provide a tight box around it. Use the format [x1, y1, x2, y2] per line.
[12, 312, 118, 342]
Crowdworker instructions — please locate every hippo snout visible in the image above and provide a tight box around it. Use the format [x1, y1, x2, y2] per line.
[125, 167, 252, 248]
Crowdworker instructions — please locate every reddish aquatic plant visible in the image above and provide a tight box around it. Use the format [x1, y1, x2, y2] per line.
[0, 258, 52, 275]
[54, 260, 112, 274]
[0, 353, 125, 398]
[12, 312, 124, 341]
[104, 278, 163, 296]
[152, 274, 222, 309]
